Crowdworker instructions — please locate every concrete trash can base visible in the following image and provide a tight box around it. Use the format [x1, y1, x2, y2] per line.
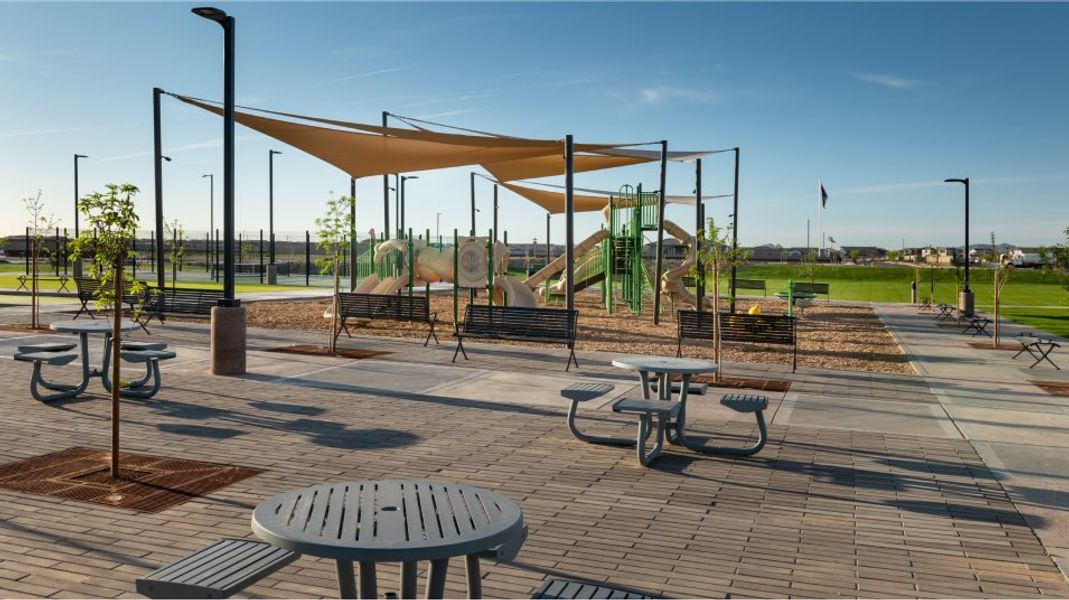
[211, 305, 247, 375]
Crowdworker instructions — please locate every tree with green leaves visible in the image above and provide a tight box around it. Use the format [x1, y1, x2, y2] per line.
[69, 183, 145, 479]
[886, 250, 901, 262]
[24, 191, 58, 329]
[992, 261, 1012, 348]
[165, 219, 184, 288]
[798, 249, 818, 283]
[694, 218, 749, 377]
[1039, 226, 1069, 292]
[316, 194, 353, 353]
[849, 249, 860, 264]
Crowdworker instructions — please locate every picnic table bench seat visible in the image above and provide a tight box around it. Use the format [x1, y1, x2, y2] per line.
[532, 578, 656, 599]
[454, 304, 579, 371]
[14, 351, 81, 402]
[561, 382, 633, 447]
[15, 274, 71, 293]
[16, 342, 77, 353]
[336, 292, 439, 346]
[611, 397, 681, 466]
[102, 349, 176, 399]
[135, 538, 299, 599]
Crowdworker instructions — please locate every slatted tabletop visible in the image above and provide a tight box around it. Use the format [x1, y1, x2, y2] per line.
[611, 355, 717, 375]
[51, 320, 139, 335]
[251, 480, 525, 563]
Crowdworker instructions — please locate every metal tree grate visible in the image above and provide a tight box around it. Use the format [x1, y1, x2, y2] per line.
[0, 447, 262, 513]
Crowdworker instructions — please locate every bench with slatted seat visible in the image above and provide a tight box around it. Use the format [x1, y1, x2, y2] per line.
[676, 309, 721, 358]
[532, 578, 656, 599]
[454, 304, 579, 370]
[135, 538, 299, 599]
[792, 281, 830, 301]
[719, 312, 798, 372]
[715, 393, 770, 455]
[73, 276, 103, 319]
[962, 315, 993, 337]
[14, 351, 82, 402]
[16, 274, 71, 293]
[735, 278, 767, 296]
[336, 292, 439, 346]
[146, 287, 226, 323]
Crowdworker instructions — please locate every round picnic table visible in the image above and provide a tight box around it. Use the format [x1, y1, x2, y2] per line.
[50, 320, 139, 385]
[611, 356, 731, 457]
[251, 480, 525, 599]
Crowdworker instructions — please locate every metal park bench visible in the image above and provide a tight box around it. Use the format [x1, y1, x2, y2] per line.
[454, 304, 579, 371]
[792, 281, 830, 301]
[147, 287, 226, 323]
[734, 278, 767, 296]
[719, 312, 798, 372]
[962, 316, 993, 337]
[135, 538, 298, 599]
[935, 303, 957, 321]
[15, 274, 71, 293]
[336, 292, 439, 346]
[676, 309, 721, 358]
[1013, 332, 1061, 370]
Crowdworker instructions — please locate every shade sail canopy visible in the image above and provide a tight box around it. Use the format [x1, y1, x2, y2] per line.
[603, 147, 720, 162]
[500, 181, 724, 213]
[482, 153, 654, 182]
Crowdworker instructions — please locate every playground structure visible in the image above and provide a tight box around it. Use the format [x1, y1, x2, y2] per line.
[523, 185, 699, 316]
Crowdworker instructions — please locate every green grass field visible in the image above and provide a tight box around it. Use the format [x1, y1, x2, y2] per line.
[715, 264, 1069, 336]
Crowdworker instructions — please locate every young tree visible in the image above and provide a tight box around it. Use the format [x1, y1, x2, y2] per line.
[694, 218, 749, 378]
[849, 249, 861, 264]
[165, 219, 184, 288]
[778, 247, 788, 264]
[69, 183, 144, 479]
[992, 261, 1012, 348]
[316, 194, 353, 353]
[799, 249, 818, 283]
[24, 191, 59, 329]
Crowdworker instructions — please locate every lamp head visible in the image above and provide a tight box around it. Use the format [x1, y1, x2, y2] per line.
[944, 178, 968, 184]
[270, 149, 282, 156]
[75, 154, 88, 159]
[202, 173, 212, 179]
[407, 175, 420, 181]
[192, 6, 228, 23]
[162, 155, 172, 162]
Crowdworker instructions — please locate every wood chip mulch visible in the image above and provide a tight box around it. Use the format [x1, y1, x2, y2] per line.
[243, 291, 912, 375]
[1031, 381, 1069, 397]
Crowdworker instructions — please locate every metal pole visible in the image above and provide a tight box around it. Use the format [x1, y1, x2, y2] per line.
[350, 177, 356, 291]
[221, 15, 237, 303]
[73, 154, 86, 238]
[493, 184, 499, 243]
[470, 171, 476, 236]
[652, 140, 668, 325]
[153, 88, 165, 291]
[305, 230, 310, 286]
[400, 176, 406, 236]
[806, 219, 810, 252]
[695, 158, 703, 312]
[730, 147, 740, 313]
[565, 135, 575, 314]
[382, 111, 390, 240]
[546, 213, 550, 270]
[964, 178, 970, 293]
[259, 229, 264, 284]
[395, 173, 400, 238]
[269, 150, 280, 264]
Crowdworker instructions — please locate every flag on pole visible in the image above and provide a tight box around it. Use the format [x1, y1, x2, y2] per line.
[828, 235, 837, 244]
[820, 181, 829, 208]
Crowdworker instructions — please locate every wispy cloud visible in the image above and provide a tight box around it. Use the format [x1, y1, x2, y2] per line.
[322, 66, 410, 85]
[0, 126, 88, 140]
[100, 136, 258, 162]
[412, 109, 479, 121]
[637, 85, 720, 105]
[840, 172, 1069, 195]
[850, 72, 927, 89]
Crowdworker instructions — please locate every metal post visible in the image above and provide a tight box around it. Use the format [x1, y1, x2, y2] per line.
[305, 230, 311, 286]
[493, 184, 499, 243]
[205, 233, 210, 272]
[695, 158, 703, 312]
[350, 177, 357, 291]
[964, 178, 971, 293]
[54, 227, 60, 276]
[63, 228, 69, 275]
[24, 227, 29, 275]
[215, 228, 220, 282]
[131, 235, 137, 278]
[546, 212, 551, 270]
[269, 149, 281, 265]
[565, 135, 575, 314]
[221, 15, 236, 304]
[470, 171, 476, 236]
[259, 229, 264, 284]
[730, 147, 740, 313]
[652, 140, 668, 325]
[153, 88, 165, 291]
[382, 111, 390, 239]
[394, 173, 400, 238]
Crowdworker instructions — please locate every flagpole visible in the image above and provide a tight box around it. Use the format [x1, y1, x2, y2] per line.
[818, 179, 823, 259]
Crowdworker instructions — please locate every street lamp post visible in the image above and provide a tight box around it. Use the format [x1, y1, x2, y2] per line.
[73, 154, 87, 276]
[194, 5, 245, 375]
[436, 212, 442, 245]
[202, 173, 214, 279]
[267, 149, 281, 284]
[400, 175, 418, 237]
[944, 177, 973, 316]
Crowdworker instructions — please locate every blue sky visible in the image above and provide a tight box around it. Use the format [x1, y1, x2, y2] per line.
[2, 2, 1068, 250]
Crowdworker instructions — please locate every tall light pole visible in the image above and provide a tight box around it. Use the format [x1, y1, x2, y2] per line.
[944, 177, 972, 316]
[400, 175, 418, 237]
[267, 149, 281, 284]
[194, 5, 244, 376]
[436, 211, 442, 244]
[73, 153, 88, 277]
[202, 173, 214, 277]
[730, 147, 740, 313]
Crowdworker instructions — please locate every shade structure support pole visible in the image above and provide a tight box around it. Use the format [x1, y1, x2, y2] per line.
[730, 147, 740, 313]
[695, 158, 703, 313]
[220, 16, 236, 304]
[382, 111, 390, 240]
[652, 140, 668, 325]
[565, 135, 575, 315]
[153, 87, 166, 291]
[493, 184, 499, 243]
[350, 177, 357, 291]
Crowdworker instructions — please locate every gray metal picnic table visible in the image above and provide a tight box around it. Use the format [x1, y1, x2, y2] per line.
[251, 480, 526, 599]
[611, 356, 731, 455]
[50, 320, 139, 393]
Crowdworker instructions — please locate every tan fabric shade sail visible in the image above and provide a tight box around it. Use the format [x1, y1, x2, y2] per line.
[482, 152, 654, 182]
[499, 182, 611, 214]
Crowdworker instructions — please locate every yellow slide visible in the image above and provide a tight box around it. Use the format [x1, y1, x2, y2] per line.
[660, 220, 699, 309]
[370, 273, 408, 295]
[523, 229, 610, 289]
[493, 276, 542, 308]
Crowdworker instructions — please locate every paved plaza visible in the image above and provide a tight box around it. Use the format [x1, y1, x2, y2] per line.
[0, 300, 1067, 598]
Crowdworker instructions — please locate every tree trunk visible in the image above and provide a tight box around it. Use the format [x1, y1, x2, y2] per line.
[329, 256, 340, 353]
[712, 264, 721, 381]
[30, 244, 37, 329]
[993, 276, 1001, 349]
[110, 264, 123, 479]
